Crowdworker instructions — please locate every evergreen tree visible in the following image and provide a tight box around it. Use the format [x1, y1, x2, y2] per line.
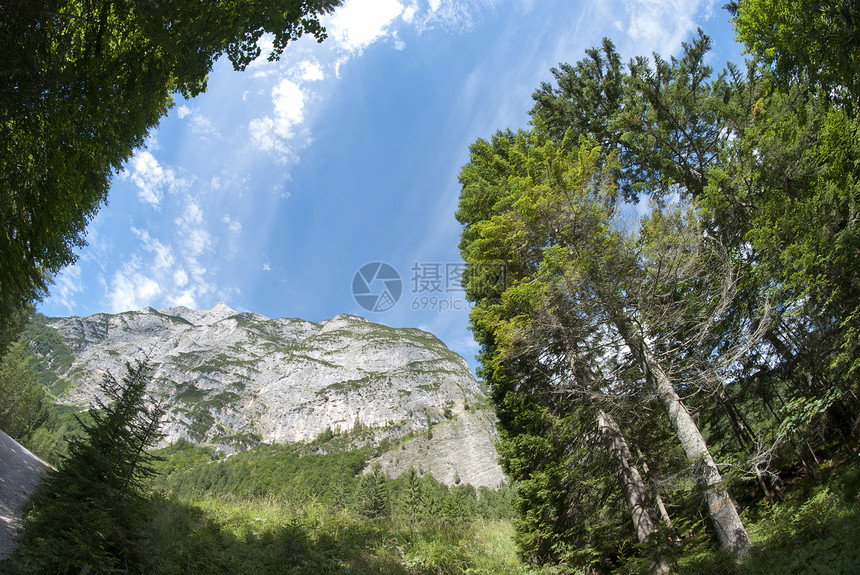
[728, 0, 860, 107]
[353, 464, 390, 520]
[457, 127, 753, 565]
[0, 341, 48, 441]
[10, 359, 163, 574]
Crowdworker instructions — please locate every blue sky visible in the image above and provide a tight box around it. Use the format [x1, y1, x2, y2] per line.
[39, 0, 743, 372]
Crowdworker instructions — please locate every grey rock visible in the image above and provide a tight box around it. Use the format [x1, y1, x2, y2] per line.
[34, 304, 505, 488]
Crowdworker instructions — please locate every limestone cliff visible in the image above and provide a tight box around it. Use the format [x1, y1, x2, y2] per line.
[29, 304, 504, 488]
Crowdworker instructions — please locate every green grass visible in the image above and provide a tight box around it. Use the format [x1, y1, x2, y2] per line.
[135, 436, 524, 574]
[137, 494, 524, 575]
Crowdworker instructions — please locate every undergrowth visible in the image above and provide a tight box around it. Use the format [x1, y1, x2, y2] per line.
[676, 455, 860, 575]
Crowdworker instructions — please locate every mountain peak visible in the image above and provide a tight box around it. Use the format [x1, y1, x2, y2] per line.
[211, 301, 235, 314]
[157, 302, 237, 326]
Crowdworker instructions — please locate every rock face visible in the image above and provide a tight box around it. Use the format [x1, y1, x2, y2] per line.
[33, 304, 505, 488]
[0, 430, 51, 559]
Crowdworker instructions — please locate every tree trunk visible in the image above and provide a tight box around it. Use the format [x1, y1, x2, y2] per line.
[596, 409, 671, 574]
[635, 446, 675, 530]
[610, 310, 752, 558]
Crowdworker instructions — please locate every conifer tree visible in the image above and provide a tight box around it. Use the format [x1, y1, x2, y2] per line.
[457, 127, 753, 565]
[10, 359, 163, 574]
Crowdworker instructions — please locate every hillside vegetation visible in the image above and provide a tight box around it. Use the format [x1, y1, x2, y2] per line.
[1, 358, 859, 574]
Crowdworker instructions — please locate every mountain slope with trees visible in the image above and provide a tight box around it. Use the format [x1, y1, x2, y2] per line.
[14, 304, 505, 488]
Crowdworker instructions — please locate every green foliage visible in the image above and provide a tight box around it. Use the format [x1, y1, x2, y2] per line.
[729, 0, 860, 107]
[0, 340, 48, 441]
[134, 437, 523, 574]
[0, 304, 33, 360]
[6, 359, 163, 574]
[22, 402, 89, 465]
[353, 464, 391, 519]
[676, 458, 860, 575]
[134, 493, 524, 575]
[458, 15, 860, 570]
[17, 312, 77, 395]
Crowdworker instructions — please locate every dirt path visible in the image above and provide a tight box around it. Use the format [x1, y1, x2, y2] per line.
[0, 430, 50, 559]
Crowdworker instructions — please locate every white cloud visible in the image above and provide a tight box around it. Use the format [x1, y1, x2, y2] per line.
[249, 117, 278, 152]
[405, 0, 493, 31]
[131, 227, 175, 271]
[168, 290, 198, 309]
[249, 78, 310, 155]
[107, 258, 163, 313]
[189, 114, 219, 137]
[173, 268, 189, 288]
[50, 265, 84, 312]
[248, 34, 276, 68]
[299, 60, 325, 82]
[177, 198, 204, 226]
[105, 194, 222, 314]
[223, 214, 242, 234]
[173, 104, 220, 137]
[174, 197, 211, 257]
[126, 150, 179, 207]
[272, 79, 306, 134]
[618, 0, 709, 57]
[184, 229, 211, 256]
[328, 0, 404, 52]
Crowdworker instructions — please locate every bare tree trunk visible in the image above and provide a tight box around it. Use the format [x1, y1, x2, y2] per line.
[596, 409, 671, 574]
[635, 446, 674, 530]
[611, 311, 752, 559]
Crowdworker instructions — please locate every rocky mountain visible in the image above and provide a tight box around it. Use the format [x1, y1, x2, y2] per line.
[27, 303, 505, 488]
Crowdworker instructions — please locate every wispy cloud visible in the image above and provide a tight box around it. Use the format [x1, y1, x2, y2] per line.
[606, 0, 715, 57]
[189, 113, 219, 137]
[246, 0, 503, 159]
[107, 256, 162, 313]
[252, 59, 328, 153]
[103, 193, 229, 313]
[222, 214, 242, 235]
[132, 227, 175, 271]
[175, 197, 211, 257]
[49, 264, 84, 312]
[124, 150, 189, 208]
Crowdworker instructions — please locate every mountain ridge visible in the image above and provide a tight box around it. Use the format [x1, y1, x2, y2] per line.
[26, 304, 505, 488]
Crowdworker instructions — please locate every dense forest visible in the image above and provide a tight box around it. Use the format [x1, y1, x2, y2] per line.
[456, 0, 860, 572]
[1, 0, 859, 574]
